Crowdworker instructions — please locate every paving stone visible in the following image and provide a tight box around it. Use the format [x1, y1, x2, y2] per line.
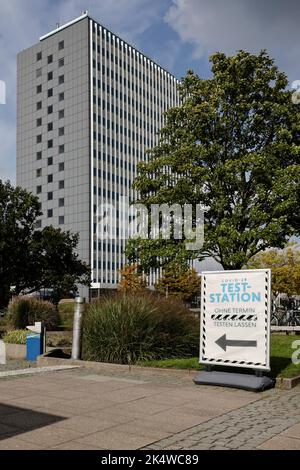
[143, 386, 300, 450]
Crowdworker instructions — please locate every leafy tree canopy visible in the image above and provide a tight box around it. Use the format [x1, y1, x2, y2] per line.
[0, 180, 90, 306]
[126, 50, 300, 271]
[118, 263, 147, 292]
[247, 242, 300, 295]
[155, 263, 200, 302]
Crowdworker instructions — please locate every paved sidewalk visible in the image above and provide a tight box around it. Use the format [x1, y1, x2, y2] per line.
[0, 366, 299, 450]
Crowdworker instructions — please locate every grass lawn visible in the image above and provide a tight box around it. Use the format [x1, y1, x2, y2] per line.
[140, 334, 300, 379]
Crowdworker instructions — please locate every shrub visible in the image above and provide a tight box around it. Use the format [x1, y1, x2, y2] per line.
[82, 293, 199, 364]
[3, 330, 29, 344]
[8, 297, 59, 331]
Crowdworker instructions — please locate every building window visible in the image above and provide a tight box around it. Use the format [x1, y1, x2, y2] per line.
[36, 101, 42, 110]
[59, 198, 64, 207]
[58, 127, 64, 136]
[36, 118, 42, 127]
[36, 68, 42, 78]
[59, 92, 64, 101]
[48, 122, 53, 132]
[47, 209, 53, 218]
[48, 139, 53, 149]
[47, 157, 53, 166]
[48, 105, 53, 114]
[58, 58, 64, 67]
[59, 162, 64, 171]
[36, 186, 42, 194]
[48, 88, 53, 97]
[36, 135, 42, 144]
[59, 109, 64, 119]
[47, 191, 53, 201]
[36, 151, 42, 160]
[48, 174, 53, 183]
[59, 144, 64, 154]
[48, 71, 53, 81]
[58, 180, 64, 189]
[58, 215, 64, 225]
[36, 84, 42, 94]
[47, 54, 53, 64]
[58, 40, 64, 50]
[58, 75, 64, 85]
[37, 51, 42, 61]
[36, 168, 42, 177]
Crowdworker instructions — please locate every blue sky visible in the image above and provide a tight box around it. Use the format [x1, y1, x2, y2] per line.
[0, 0, 299, 183]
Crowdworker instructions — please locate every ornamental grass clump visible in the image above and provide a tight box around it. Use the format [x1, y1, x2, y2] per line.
[82, 293, 199, 364]
[8, 297, 59, 331]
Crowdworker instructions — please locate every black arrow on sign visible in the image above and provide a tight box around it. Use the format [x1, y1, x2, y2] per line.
[215, 334, 257, 352]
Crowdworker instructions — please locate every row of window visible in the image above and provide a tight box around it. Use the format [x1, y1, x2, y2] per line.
[36, 138, 65, 153]
[36, 215, 64, 228]
[93, 158, 135, 171]
[92, 188, 122, 200]
[36, 185, 64, 196]
[92, 61, 171, 98]
[36, 74, 64, 92]
[94, 242, 123, 253]
[36, 154, 64, 169]
[37, 120, 65, 135]
[92, 42, 170, 89]
[36, 65, 64, 79]
[93, 261, 121, 271]
[93, 149, 147, 163]
[93, 133, 151, 151]
[93, 114, 157, 135]
[93, 174, 130, 187]
[93, 88, 166, 113]
[36, 132, 65, 144]
[36, 41, 64, 62]
[36, 170, 65, 183]
[93, 27, 175, 79]
[36, 92, 64, 110]
[93, 97, 163, 122]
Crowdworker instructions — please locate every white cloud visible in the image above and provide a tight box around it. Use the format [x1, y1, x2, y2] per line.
[165, 0, 300, 79]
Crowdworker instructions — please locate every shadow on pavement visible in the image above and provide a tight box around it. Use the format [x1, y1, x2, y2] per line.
[0, 404, 66, 440]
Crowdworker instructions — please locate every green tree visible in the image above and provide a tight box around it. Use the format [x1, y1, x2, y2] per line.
[0, 180, 90, 306]
[247, 243, 300, 295]
[118, 263, 147, 292]
[126, 50, 300, 272]
[155, 263, 200, 302]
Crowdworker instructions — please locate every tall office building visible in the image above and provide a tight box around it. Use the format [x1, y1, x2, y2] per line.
[17, 12, 179, 298]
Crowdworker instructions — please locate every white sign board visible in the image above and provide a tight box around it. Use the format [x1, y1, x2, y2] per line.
[200, 269, 271, 371]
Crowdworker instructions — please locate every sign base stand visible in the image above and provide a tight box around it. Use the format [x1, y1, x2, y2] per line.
[193, 371, 275, 392]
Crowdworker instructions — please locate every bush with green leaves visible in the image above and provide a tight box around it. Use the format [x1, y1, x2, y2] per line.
[3, 330, 29, 344]
[8, 297, 59, 331]
[82, 293, 199, 364]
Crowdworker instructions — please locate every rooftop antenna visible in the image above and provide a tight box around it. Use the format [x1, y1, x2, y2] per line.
[56, 22, 60, 29]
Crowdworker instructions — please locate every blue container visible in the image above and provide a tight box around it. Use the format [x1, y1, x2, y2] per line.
[26, 334, 43, 361]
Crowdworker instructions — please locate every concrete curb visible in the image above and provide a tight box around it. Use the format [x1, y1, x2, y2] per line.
[37, 350, 300, 389]
[37, 350, 197, 378]
[275, 374, 300, 390]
